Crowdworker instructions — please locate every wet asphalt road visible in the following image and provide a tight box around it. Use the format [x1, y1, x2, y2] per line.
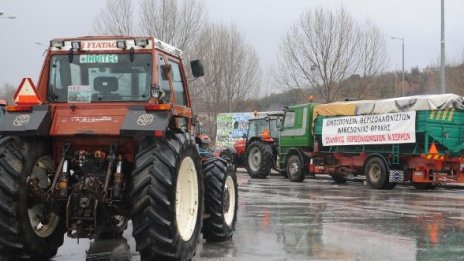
[53, 170, 464, 261]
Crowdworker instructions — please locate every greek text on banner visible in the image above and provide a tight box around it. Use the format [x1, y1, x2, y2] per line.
[322, 111, 416, 146]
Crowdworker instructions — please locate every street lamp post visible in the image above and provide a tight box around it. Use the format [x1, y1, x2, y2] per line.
[440, 0, 446, 94]
[391, 36, 405, 96]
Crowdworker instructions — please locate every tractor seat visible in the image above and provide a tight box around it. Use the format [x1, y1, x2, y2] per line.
[92, 77, 121, 101]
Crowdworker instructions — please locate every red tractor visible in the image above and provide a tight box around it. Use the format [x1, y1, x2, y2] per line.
[0, 36, 238, 260]
[221, 112, 283, 178]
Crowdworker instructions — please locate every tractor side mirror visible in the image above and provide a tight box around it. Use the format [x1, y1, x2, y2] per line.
[190, 60, 204, 78]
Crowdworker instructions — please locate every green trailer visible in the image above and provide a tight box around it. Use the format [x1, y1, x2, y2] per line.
[279, 94, 464, 189]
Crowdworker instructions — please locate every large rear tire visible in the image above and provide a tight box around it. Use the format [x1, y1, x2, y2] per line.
[0, 136, 65, 259]
[203, 158, 238, 242]
[131, 131, 204, 261]
[287, 154, 305, 182]
[245, 141, 273, 179]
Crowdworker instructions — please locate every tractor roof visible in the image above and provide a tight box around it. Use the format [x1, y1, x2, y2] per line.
[49, 35, 183, 58]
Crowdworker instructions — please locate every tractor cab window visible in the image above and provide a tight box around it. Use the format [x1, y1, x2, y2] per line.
[48, 54, 152, 102]
[248, 119, 266, 138]
[168, 60, 187, 106]
[269, 118, 280, 138]
[158, 55, 171, 102]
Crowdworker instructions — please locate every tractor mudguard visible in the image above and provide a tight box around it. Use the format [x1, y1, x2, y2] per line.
[120, 105, 172, 135]
[0, 105, 51, 136]
[222, 146, 237, 154]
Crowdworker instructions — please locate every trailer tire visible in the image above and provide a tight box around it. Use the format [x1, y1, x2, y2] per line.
[364, 156, 389, 189]
[412, 183, 436, 190]
[287, 154, 305, 182]
[331, 174, 347, 184]
[0, 137, 65, 259]
[203, 158, 238, 242]
[131, 131, 204, 261]
[245, 141, 273, 179]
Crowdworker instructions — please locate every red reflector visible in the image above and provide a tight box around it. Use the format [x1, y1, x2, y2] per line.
[13, 78, 42, 105]
[145, 104, 172, 111]
[154, 130, 165, 137]
[6, 105, 32, 112]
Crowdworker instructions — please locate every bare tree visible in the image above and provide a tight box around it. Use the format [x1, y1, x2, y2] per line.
[0, 83, 17, 103]
[139, 0, 206, 53]
[190, 23, 261, 136]
[276, 8, 387, 102]
[93, 0, 134, 35]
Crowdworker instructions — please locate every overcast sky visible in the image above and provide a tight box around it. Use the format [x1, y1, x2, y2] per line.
[0, 0, 463, 89]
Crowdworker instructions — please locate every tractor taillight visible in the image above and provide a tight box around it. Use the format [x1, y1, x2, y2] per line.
[6, 105, 32, 112]
[154, 130, 165, 137]
[145, 104, 172, 111]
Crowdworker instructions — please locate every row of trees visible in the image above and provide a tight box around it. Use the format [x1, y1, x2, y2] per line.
[91, 1, 393, 134]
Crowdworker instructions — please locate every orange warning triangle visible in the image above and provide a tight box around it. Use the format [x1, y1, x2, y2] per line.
[429, 142, 438, 154]
[13, 78, 42, 105]
[261, 129, 270, 139]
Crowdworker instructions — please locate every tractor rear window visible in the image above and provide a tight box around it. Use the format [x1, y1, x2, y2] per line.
[48, 54, 152, 102]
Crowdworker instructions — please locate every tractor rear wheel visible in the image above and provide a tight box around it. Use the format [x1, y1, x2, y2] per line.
[131, 131, 204, 261]
[203, 158, 238, 242]
[287, 154, 305, 182]
[245, 141, 273, 179]
[0, 137, 65, 259]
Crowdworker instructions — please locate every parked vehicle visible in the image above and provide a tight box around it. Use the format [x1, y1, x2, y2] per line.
[279, 94, 464, 188]
[0, 36, 236, 260]
[221, 112, 283, 178]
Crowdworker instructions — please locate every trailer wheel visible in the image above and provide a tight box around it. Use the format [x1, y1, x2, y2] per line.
[287, 154, 305, 182]
[245, 141, 273, 179]
[0, 137, 65, 259]
[203, 158, 238, 242]
[131, 132, 204, 261]
[364, 156, 389, 189]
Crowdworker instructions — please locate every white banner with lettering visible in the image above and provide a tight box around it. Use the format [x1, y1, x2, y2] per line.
[322, 111, 416, 146]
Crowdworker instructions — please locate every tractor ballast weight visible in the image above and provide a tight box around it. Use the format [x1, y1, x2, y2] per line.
[0, 36, 238, 261]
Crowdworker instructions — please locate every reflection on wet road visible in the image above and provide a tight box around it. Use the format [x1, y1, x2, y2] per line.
[54, 170, 464, 260]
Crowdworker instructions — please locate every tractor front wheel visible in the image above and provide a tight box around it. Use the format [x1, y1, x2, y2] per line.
[131, 131, 204, 261]
[203, 158, 238, 242]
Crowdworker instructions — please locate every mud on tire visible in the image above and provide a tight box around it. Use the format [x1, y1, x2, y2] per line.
[245, 141, 274, 179]
[0, 136, 65, 259]
[130, 131, 204, 261]
[203, 158, 238, 242]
